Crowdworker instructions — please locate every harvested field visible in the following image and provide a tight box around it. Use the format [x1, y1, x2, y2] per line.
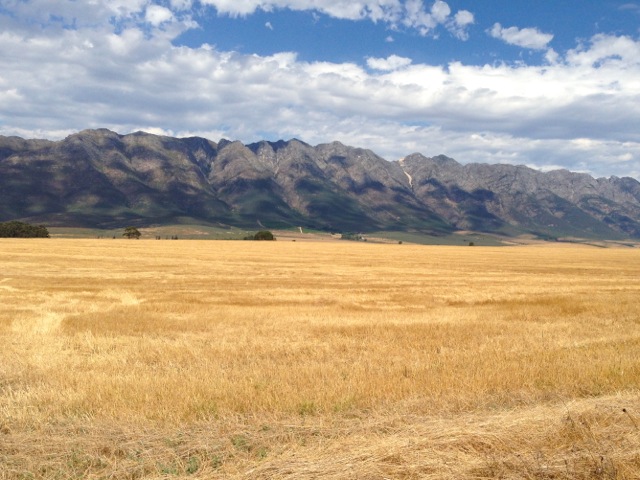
[1, 239, 639, 479]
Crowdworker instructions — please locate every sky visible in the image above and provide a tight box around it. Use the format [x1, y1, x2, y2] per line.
[1, 1, 640, 178]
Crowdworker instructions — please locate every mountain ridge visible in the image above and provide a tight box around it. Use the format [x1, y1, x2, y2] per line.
[1, 129, 640, 240]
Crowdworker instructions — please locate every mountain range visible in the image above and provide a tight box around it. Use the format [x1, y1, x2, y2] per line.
[2, 128, 640, 240]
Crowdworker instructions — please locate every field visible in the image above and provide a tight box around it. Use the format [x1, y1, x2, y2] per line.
[1, 239, 639, 479]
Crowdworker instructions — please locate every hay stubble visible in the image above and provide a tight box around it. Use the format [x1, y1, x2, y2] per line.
[1, 239, 639, 478]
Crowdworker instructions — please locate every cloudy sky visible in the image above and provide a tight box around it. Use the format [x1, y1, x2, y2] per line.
[1, 1, 640, 178]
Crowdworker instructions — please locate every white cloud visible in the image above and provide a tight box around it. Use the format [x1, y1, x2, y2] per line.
[454, 10, 474, 27]
[197, 0, 473, 39]
[430, 0, 450, 23]
[199, 0, 375, 18]
[0, 1, 473, 41]
[545, 48, 560, 65]
[146, 5, 174, 26]
[489, 23, 554, 50]
[265, 21, 274, 30]
[367, 55, 412, 71]
[565, 34, 640, 67]
[451, 10, 474, 40]
[2, 0, 150, 27]
[0, 0, 195, 42]
[402, 0, 451, 36]
[1, 4, 640, 178]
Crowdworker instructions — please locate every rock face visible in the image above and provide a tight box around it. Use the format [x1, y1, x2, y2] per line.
[1, 129, 640, 239]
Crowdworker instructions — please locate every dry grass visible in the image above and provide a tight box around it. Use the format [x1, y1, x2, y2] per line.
[1, 239, 639, 479]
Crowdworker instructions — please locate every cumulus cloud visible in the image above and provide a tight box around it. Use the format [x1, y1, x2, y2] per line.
[146, 5, 174, 26]
[198, 0, 393, 19]
[195, 0, 474, 39]
[1, 0, 150, 28]
[451, 10, 474, 40]
[367, 55, 412, 71]
[565, 34, 640, 67]
[1, 3, 640, 178]
[400, 0, 473, 38]
[489, 23, 554, 50]
[430, 0, 451, 23]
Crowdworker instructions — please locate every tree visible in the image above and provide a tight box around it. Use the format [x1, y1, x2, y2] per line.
[341, 232, 363, 241]
[253, 230, 275, 241]
[123, 226, 141, 239]
[0, 221, 49, 238]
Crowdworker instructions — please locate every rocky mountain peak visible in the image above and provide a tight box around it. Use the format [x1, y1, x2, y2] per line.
[1, 129, 640, 239]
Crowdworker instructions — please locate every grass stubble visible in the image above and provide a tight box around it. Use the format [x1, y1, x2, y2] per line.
[0, 239, 639, 479]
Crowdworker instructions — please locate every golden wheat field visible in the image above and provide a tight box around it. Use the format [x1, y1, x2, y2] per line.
[1, 238, 639, 479]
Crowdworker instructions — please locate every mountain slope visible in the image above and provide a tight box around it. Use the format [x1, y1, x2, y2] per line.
[399, 154, 640, 239]
[1, 129, 640, 239]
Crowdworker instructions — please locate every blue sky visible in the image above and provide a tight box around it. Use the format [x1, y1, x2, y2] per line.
[1, 1, 640, 178]
[176, 1, 635, 66]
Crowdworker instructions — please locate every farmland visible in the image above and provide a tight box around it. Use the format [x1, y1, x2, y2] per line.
[1, 239, 639, 479]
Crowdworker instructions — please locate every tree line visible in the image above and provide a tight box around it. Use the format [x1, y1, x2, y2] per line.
[0, 221, 50, 238]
